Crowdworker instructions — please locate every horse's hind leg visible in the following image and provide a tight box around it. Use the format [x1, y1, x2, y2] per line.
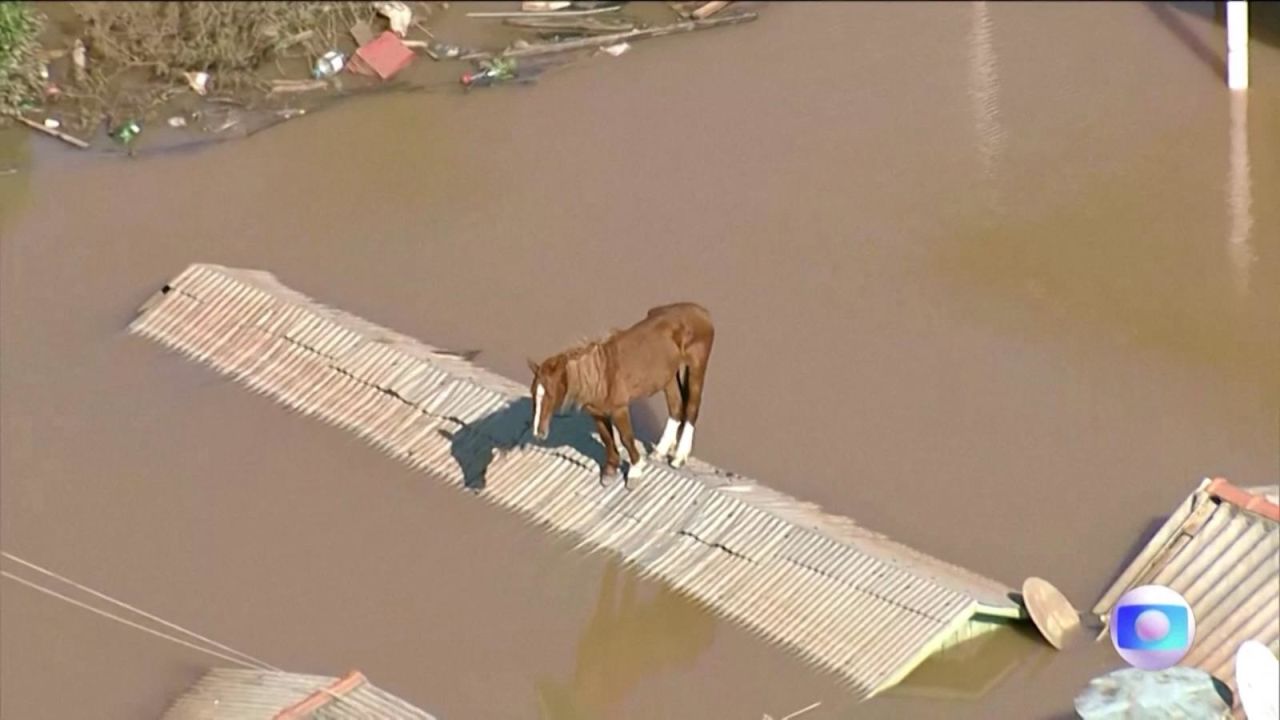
[653, 371, 686, 460]
[671, 342, 712, 467]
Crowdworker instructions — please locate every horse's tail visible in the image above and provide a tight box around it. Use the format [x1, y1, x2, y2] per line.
[676, 364, 691, 398]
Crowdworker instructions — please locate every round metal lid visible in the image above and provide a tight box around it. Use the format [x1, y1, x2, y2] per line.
[1022, 576, 1081, 650]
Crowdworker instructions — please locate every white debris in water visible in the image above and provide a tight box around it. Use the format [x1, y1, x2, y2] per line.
[374, 1, 413, 37]
[167, 116, 188, 128]
[602, 42, 631, 57]
[184, 71, 210, 96]
[42, 118, 60, 130]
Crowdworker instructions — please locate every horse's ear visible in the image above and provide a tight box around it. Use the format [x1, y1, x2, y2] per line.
[527, 358, 539, 375]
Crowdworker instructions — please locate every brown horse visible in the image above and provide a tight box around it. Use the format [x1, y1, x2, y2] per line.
[527, 302, 714, 485]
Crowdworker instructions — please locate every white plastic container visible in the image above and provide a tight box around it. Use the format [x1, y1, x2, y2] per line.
[314, 51, 346, 79]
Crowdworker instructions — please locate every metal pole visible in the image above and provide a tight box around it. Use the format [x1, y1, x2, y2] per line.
[1227, 1, 1249, 90]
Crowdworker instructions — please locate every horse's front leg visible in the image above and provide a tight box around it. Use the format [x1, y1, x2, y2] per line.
[593, 413, 621, 484]
[612, 408, 646, 488]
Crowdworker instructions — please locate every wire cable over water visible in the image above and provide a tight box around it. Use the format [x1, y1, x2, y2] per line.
[1, 550, 279, 671]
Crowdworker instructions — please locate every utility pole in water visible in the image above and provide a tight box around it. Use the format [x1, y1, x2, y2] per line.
[1226, 1, 1248, 90]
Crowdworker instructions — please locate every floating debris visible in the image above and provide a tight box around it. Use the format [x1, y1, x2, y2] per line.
[460, 57, 520, 87]
[42, 118, 60, 130]
[184, 71, 210, 96]
[424, 41, 465, 60]
[313, 50, 346, 78]
[270, 79, 329, 94]
[762, 701, 822, 720]
[208, 110, 243, 134]
[349, 31, 415, 80]
[350, 20, 377, 47]
[601, 42, 630, 56]
[167, 116, 188, 128]
[523, 1, 573, 10]
[14, 117, 91, 149]
[692, 1, 731, 20]
[503, 16, 636, 33]
[111, 119, 143, 145]
[464, 12, 757, 61]
[468, 5, 623, 18]
[374, 1, 413, 37]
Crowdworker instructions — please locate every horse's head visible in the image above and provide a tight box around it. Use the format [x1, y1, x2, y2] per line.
[528, 354, 568, 440]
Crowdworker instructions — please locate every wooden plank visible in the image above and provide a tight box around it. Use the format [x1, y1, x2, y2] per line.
[463, 12, 757, 61]
[503, 16, 636, 33]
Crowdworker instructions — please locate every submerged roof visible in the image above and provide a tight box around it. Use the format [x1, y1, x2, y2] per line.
[131, 263, 1027, 698]
[1093, 477, 1280, 698]
[162, 669, 437, 719]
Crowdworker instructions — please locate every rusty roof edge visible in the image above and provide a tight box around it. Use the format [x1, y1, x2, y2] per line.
[164, 668, 439, 720]
[274, 670, 367, 719]
[1205, 477, 1280, 523]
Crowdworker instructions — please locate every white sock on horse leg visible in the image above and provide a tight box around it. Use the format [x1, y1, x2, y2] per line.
[672, 423, 695, 466]
[655, 418, 681, 456]
[629, 455, 648, 478]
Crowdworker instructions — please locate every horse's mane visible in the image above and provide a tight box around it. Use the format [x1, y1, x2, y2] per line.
[556, 328, 623, 407]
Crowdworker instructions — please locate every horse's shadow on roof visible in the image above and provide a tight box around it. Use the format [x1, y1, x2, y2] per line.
[444, 397, 662, 492]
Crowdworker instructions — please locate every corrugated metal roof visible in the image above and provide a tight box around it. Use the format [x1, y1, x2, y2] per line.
[161, 668, 438, 719]
[129, 263, 1028, 699]
[1093, 477, 1280, 702]
[1245, 485, 1279, 507]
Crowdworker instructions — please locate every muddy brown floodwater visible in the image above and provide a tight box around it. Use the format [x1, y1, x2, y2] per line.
[2, 2, 1277, 719]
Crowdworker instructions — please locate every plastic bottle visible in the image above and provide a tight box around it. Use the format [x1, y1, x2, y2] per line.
[111, 120, 142, 144]
[313, 51, 346, 79]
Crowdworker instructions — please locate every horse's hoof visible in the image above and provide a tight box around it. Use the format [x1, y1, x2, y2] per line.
[624, 462, 646, 489]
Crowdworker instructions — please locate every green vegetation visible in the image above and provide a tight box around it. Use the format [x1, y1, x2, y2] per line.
[0, 1, 45, 117]
[59, 2, 373, 128]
